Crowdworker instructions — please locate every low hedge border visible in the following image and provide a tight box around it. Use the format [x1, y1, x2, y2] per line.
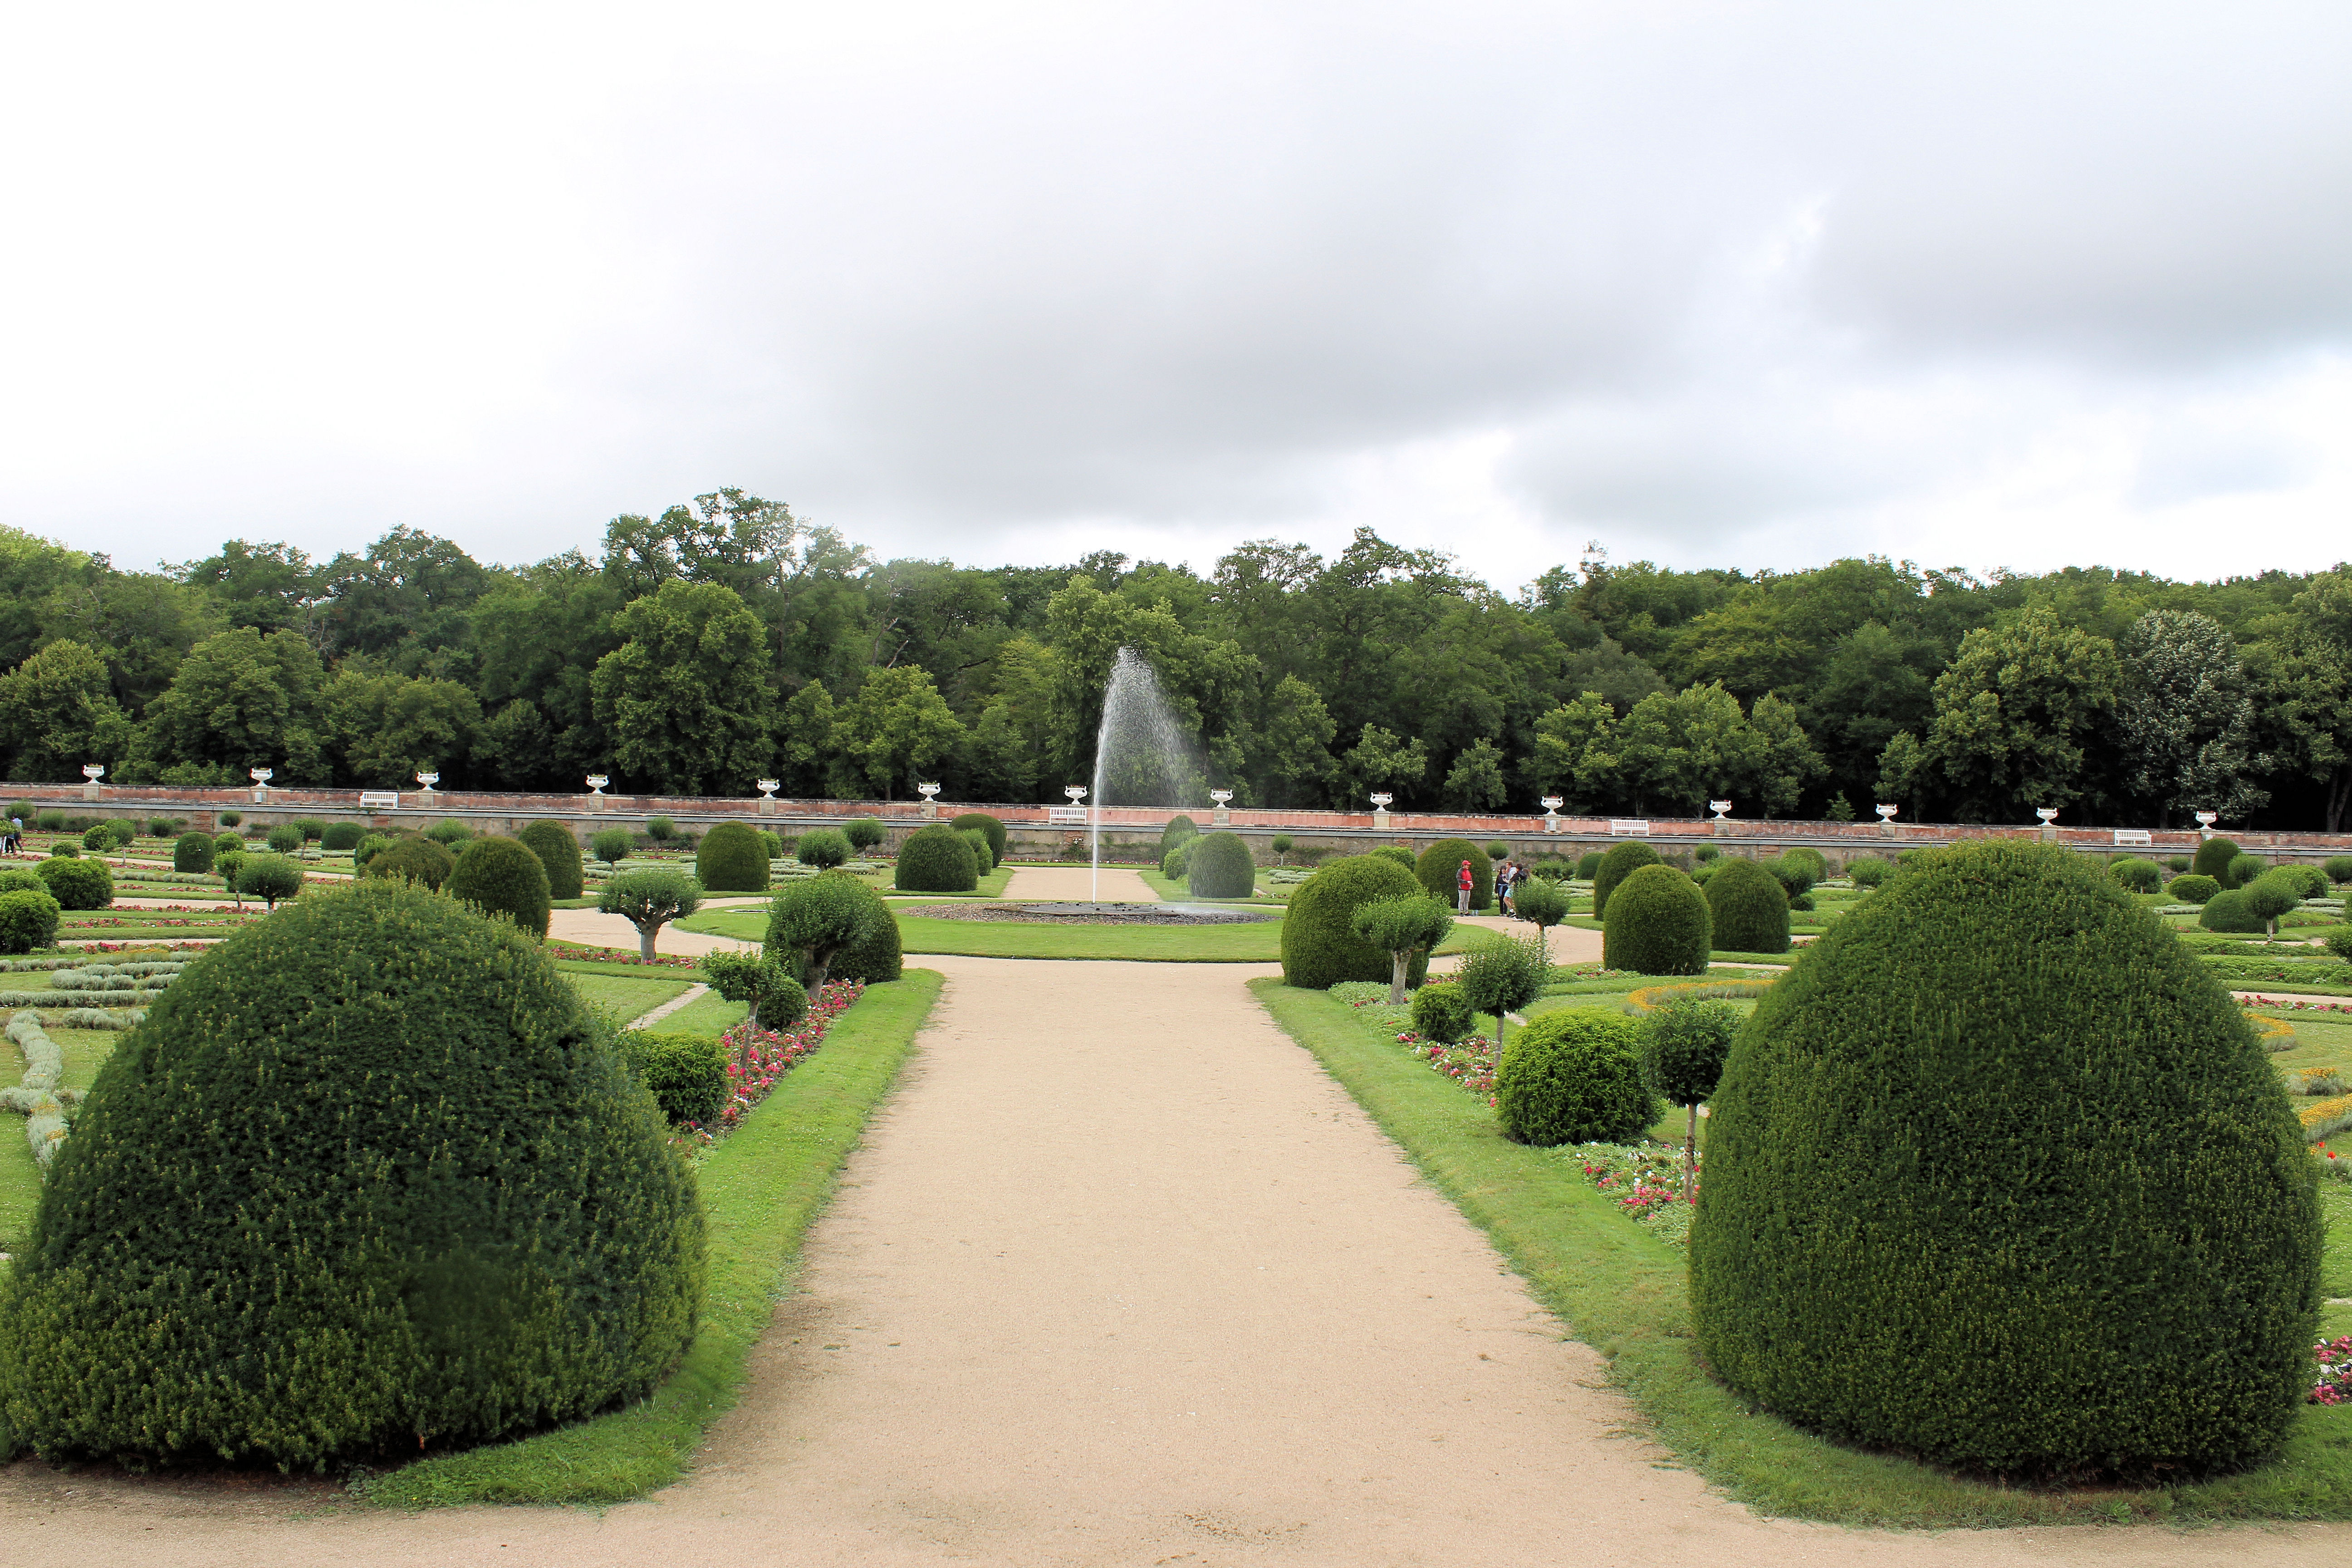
[1250, 977, 2352, 1527]
[356, 968, 942, 1507]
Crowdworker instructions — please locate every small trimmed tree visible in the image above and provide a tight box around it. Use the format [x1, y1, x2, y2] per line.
[236, 854, 305, 911]
[1590, 840, 1661, 921]
[2108, 857, 2163, 894]
[1414, 837, 1493, 911]
[598, 867, 702, 960]
[265, 824, 302, 853]
[1509, 875, 1570, 960]
[843, 817, 885, 852]
[1186, 831, 1255, 899]
[797, 828, 851, 868]
[695, 822, 770, 893]
[216, 848, 246, 909]
[1454, 932, 1550, 1047]
[2242, 871, 2303, 940]
[1704, 857, 1789, 956]
[701, 949, 807, 1032]
[518, 820, 586, 900]
[1281, 854, 1432, 990]
[2168, 873, 2220, 905]
[764, 872, 877, 992]
[591, 827, 633, 866]
[1271, 833, 1293, 864]
[1495, 1006, 1657, 1146]
[173, 830, 216, 874]
[1348, 894, 1455, 1003]
[447, 835, 553, 938]
[1603, 864, 1711, 975]
[645, 815, 676, 843]
[1639, 998, 1738, 1194]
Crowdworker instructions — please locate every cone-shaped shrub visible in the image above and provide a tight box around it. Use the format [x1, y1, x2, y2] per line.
[517, 819, 584, 900]
[951, 812, 1007, 863]
[695, 822, 770, 893]
[1414, 838, 1492, 910]
[1704, 857, 1788, 955]
[1494, 1007, 1657, 1146]
[894, 824, 978, 892]
[1281, 854, 1431, 989]
[172, 831, 216, 874]
[365, 835, 455, 892]
[1602, 864, 1710, 975]
[1590, 840, 1660, 921]
[2192, 835, 2241, 882]
[0, 882, 705, 1468]
[1186, 831, 1255, 899]
[447, 834, 554, 938]
[1690, 839, 2319, 1477]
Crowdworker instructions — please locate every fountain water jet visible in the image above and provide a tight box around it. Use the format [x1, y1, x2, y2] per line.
[1087, 647, 1204, 904]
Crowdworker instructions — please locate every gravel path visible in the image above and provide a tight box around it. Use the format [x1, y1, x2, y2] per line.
[5, 956, 2348, 1564]
[1000, 865, 1155, 903]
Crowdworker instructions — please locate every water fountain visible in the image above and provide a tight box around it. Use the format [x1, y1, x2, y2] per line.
[1039, 646, 1229, 914]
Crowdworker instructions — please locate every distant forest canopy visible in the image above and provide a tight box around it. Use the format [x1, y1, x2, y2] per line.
[3, 488, 2350, 831]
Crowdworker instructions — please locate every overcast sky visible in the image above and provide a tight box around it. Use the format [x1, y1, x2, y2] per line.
[3, 2, 2347, 592]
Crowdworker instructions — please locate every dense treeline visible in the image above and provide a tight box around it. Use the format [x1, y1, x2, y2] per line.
[2, 489, 2348, 829]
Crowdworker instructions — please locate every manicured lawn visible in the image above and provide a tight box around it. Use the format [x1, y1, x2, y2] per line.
[360, 968, 944, 1507]
[1253, 978, 2352, 1526]
[657, 991, 750, 1038]
[0, 1023, 124, 1253]
[682, 906, 1499, 963]
[568, 973, 696, 1025]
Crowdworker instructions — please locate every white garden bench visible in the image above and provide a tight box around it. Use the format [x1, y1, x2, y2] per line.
[358, 791, 401, 810]
[1046, 806, 1090, 825]
[1608, 818, 1651, 836]
[2111, 830, 2153, 848]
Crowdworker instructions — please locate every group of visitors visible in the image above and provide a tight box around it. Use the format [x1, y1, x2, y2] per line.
[1453, 854, 1533, 916]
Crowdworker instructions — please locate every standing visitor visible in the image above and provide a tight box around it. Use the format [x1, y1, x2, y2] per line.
[1496, 858, 1516, 917]
[1456, 857, 1474, 915]
[6, 815, 20, 855]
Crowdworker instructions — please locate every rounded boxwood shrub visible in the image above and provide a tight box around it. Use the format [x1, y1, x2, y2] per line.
[1494, 1007, 1657, 1146]
[957, 827, 996, 874]
[172, 830, 216, 874]
[895, 824, 978, 892]
[951, 812, 1007, 864]
[49, 841, 79, 859]
[2198, 887, 2265, 933]
[0, 881, 705, 1469]
[1781, 845, 1828, 882]
[1414, 837, 1493, 911]
[1765, 854, 1817, 901]
[2277, 862, 2328, 900]
[1704, 856, 1788, 955]
[590, 827, 633, 865]
[1602, 864, 1711, 975]
[216, 808, 241, 828]
[615, 1029, 730, 1126]
[822, 874, 903, 985]
[364, 835, 456, 892]
[1590, 840, 1661, 921]
[290, 818, 325, 843]
[321, 821, 365, 853]
[516, 819, 584, 900]
[1410, 983, 1473, 1044]
[265, 823, 302, 853]
[843, 817, 885, 852]
[1691, 839, 2318, 1476]
[1281, 854, 1431, 990]
[0, 867, 43, 893]
[1186, 831, 1255, 899]
[2192, 835, 2241, 882]
[796, 828, 851, 869]
[2226, 852, 2266, 889]
[79, 823, 111, 851]
[1575, 850, 1604, 880]
[695, 822, 770, 893]
[1369, 844, 1413, 868]
[447, 835, 553, 938]
[2325, 854, 2352, 887]
[1846, 856, 1891, 888]
[0, 888, 62, 955]
[1158, 814, 1199, 858]
[425, 818, 474, 846]
[353, 833, 393, 870]
[2168, 873, 2221, 905]
[35, 857, 112, 910]
[2108, 856, 2162, 893]
[214, 830, 241, 857]
[1160, 843, 1192, 880]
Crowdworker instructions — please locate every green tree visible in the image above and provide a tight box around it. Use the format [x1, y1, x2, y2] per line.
[322, 670, 482, 787]
[133, 626, 327, 781]
[1348, 894, 1455, 1003]
[1524, 691, 1619, 811]
[1921, 608, 2120, 821]
[1338, 723, 1430, 805]
[0, 640, 135, 781]
[1740, 692, 1825, 818]
[2115, 610, 2267, 825]
[590, 579, 775, 795]
[827, 664, 963, 800]
[598, 867, 702, 960]
[2250, 571, 2352, 832]
[1441, 738, 1509, 811]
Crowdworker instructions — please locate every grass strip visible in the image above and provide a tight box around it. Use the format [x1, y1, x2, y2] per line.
[683, 908, 1493, 963]
[1250, 978, 2352, 1527]
[356, 968, 944, 1507]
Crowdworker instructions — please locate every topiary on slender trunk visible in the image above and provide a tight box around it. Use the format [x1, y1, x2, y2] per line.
[1691, 838, 2319, 1478]
[0, 881, 704, 1469]
[1280, 855, 1432, 990]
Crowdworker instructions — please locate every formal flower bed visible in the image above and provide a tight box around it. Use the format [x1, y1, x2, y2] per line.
[675, 979, 867, 1148]
[2315, 1337, 2352, 1406]
[1563, 1141, 1701, 1247]
[554, 945, 701, 970]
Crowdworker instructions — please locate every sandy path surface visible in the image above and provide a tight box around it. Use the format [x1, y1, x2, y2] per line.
[6, 956, 2346, 1565]
[1001, 865, 1155, 902]
[546, 908, 759, 957]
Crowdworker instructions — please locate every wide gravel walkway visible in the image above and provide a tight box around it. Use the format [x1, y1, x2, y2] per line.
[4, 956, 2345, 1565]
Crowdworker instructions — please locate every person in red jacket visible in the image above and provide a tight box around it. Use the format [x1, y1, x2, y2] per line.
[1456, 858, 1473, 914]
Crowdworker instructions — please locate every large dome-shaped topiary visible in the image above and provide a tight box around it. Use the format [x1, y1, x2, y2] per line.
[1691, 839, 2319, 1476]
[1414, 838, 1492, 911]
[1186, 831, 1255, 899]
[1702, 856, 1787, 955]
[0, 882, 704, 1469]
[446, 834, 554, 939]
[364, 834, 455, 891]
[1495, 1007, 1658, 1146]
[2191, 834, 2241, 883]
[1590, 840, 1661, 921]
[1602, 864, 1710, 975]
[1281, 854, 1431, 989]
[695, 822, 770, 893]
[517, 819, 584, 900]
[951, 812, 1007, 864]
[172, 831, 215, 874]
[895, 824, 978, 892]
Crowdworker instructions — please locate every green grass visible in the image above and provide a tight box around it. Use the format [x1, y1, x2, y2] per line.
[1134, 867, 1285, 905]
[567, 974, 697, 1025]
[1252, 978, 2352, 1525]
[657, 991, 751, 1038]
[357, 968, 943, 1507]
[681, 906, 1498, 964]
[1, 1024, 122, 1253]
